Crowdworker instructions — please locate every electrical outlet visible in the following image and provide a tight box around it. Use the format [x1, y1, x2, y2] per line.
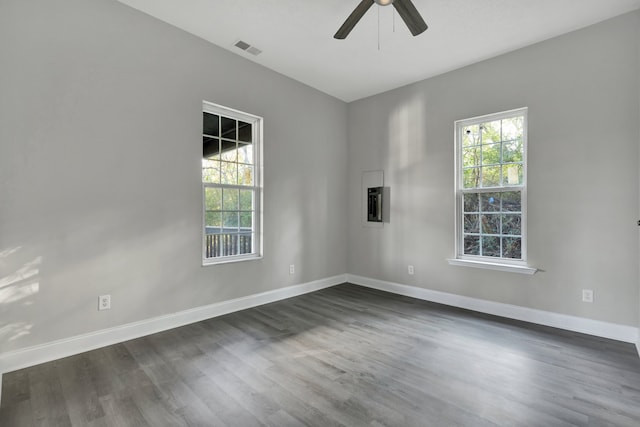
[408, 265, 414, 275]
[582, 289, 593, 303]
[289, 264, 295, 275]
[99, 295, 111, 311]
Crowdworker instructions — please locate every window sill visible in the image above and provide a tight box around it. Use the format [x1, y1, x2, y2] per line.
[447, 258, 537, 275]
[203, 255, 263, 267]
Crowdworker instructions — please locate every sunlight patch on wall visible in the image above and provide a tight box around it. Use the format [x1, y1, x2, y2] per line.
[0, 256, 42, 304]
[0, 282, 40, 305]
[0, 322, 33, 342]
[0, 252, 40, 343]
[0, 247, 22, 258]
[387, 94, 426, 172]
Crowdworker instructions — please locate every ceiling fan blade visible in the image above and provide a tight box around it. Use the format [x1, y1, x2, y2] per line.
[334, 0, 374, 39]
[393, 0, 428, 36]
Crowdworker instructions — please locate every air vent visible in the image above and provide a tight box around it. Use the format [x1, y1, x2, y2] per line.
[234, 40, 262, 56]
[246, 46, 262, 56]
[234, 40, 250, 50]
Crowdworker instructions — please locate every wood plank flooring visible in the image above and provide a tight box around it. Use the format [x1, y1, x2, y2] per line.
[1, 283, 639, 426]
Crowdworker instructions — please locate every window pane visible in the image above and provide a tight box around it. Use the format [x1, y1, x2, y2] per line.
[203, 137, 220, 159]
[238, 121, 252, 143]
[502, 191, 521, 212]
[220, 140, 237, 162]
[203, 113, 219, 137]
[202, 160, 220, 183]
[502, 237, 522, 259]
[238, 164, 254, 186]
[223, 212, 239, 229]
[239, 190, 253, 211]
[462, 125, 480, 147]
[239, 234, 253, 254]
[204, 187, 222, 211]
[224, 234, 239, 256]
[222, 189, 239, 211]
[481, 166, 501, 187]
[482, 236, 500, 257]
[502, 214, 521, 236]
[205, 211, 222, 230]
[482, 143, 501, 165]
[221, 117, 236, 140]
[463, 147, 480, 168]
[480, 193, 500, 212]
[502, 140, 523, 163]
[464, 235, 480, 255]
[481, 120, 501, 143]
[501, 117, 523, 141]
[220, 161, 237, 185]
[503, 164, 523, 186]
[464, 214, 479, 233]
[481, 214, 500, 235]
[463, 168, 480, 188]
[463, 193, 479, 212]
[238, 143, 253, 164]
[240, 212, 252, 229]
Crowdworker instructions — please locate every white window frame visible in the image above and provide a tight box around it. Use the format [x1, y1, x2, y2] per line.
[202, 101, 263, 265]
[448, 107, 536, 275]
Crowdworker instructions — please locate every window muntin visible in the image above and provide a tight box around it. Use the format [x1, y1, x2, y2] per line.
[456, 108, 527, 262]
[202, 102, 262, 264]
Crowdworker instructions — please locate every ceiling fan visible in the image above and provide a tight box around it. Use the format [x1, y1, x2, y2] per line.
[334, 0, 428, 40]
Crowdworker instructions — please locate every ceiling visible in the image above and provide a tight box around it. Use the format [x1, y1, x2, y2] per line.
[117, 0, 640, 102]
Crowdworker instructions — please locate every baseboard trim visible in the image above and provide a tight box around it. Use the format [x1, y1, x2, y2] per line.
[0, 274, 347, 376]
[347, 274, 639, 344]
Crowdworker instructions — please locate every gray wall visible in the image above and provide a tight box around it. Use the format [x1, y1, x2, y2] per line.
[347, 12, 640, 327]
[0, 0, 348, 353]
[1, 0, 638, 357]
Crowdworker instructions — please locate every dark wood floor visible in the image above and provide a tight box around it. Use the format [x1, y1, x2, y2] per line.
[1, 283, 640, 426]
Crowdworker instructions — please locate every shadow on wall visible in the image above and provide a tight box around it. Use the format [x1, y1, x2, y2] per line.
[0, 247, 41, 346]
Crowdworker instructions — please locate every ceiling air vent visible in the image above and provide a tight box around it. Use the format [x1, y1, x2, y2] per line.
[234, 40, 262, 56]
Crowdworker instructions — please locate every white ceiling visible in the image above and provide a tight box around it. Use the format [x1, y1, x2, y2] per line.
[117, 0, 640, 102]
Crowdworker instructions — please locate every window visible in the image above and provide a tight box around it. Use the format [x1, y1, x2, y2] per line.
[454, 108, 528, 267]
[202, 102, 262, 264]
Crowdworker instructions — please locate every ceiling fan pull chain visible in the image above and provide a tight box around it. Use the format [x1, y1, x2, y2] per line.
[377, 6, 380, 50]
[393, 7, 396, 32]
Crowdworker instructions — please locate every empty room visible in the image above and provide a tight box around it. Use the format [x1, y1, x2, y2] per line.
[1, 0, 640, 425]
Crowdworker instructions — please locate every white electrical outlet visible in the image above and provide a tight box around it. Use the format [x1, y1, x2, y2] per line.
[289, 264, 295, 275]
[582, 289, 593, 303]
[99, 295, 111, 310]
[408, 265, 414, 275]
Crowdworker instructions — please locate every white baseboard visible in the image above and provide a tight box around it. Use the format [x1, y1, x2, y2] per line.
[0, 272, 637, 403]
[0, 274, 347, 377]
[347, 274, 639, 344]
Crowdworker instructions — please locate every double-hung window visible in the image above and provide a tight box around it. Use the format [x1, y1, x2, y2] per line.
[202, 102, 262, 264]
[453, 108, 531, 271]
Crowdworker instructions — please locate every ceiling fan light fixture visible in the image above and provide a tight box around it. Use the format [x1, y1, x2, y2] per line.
[374, 0, 394, 5]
